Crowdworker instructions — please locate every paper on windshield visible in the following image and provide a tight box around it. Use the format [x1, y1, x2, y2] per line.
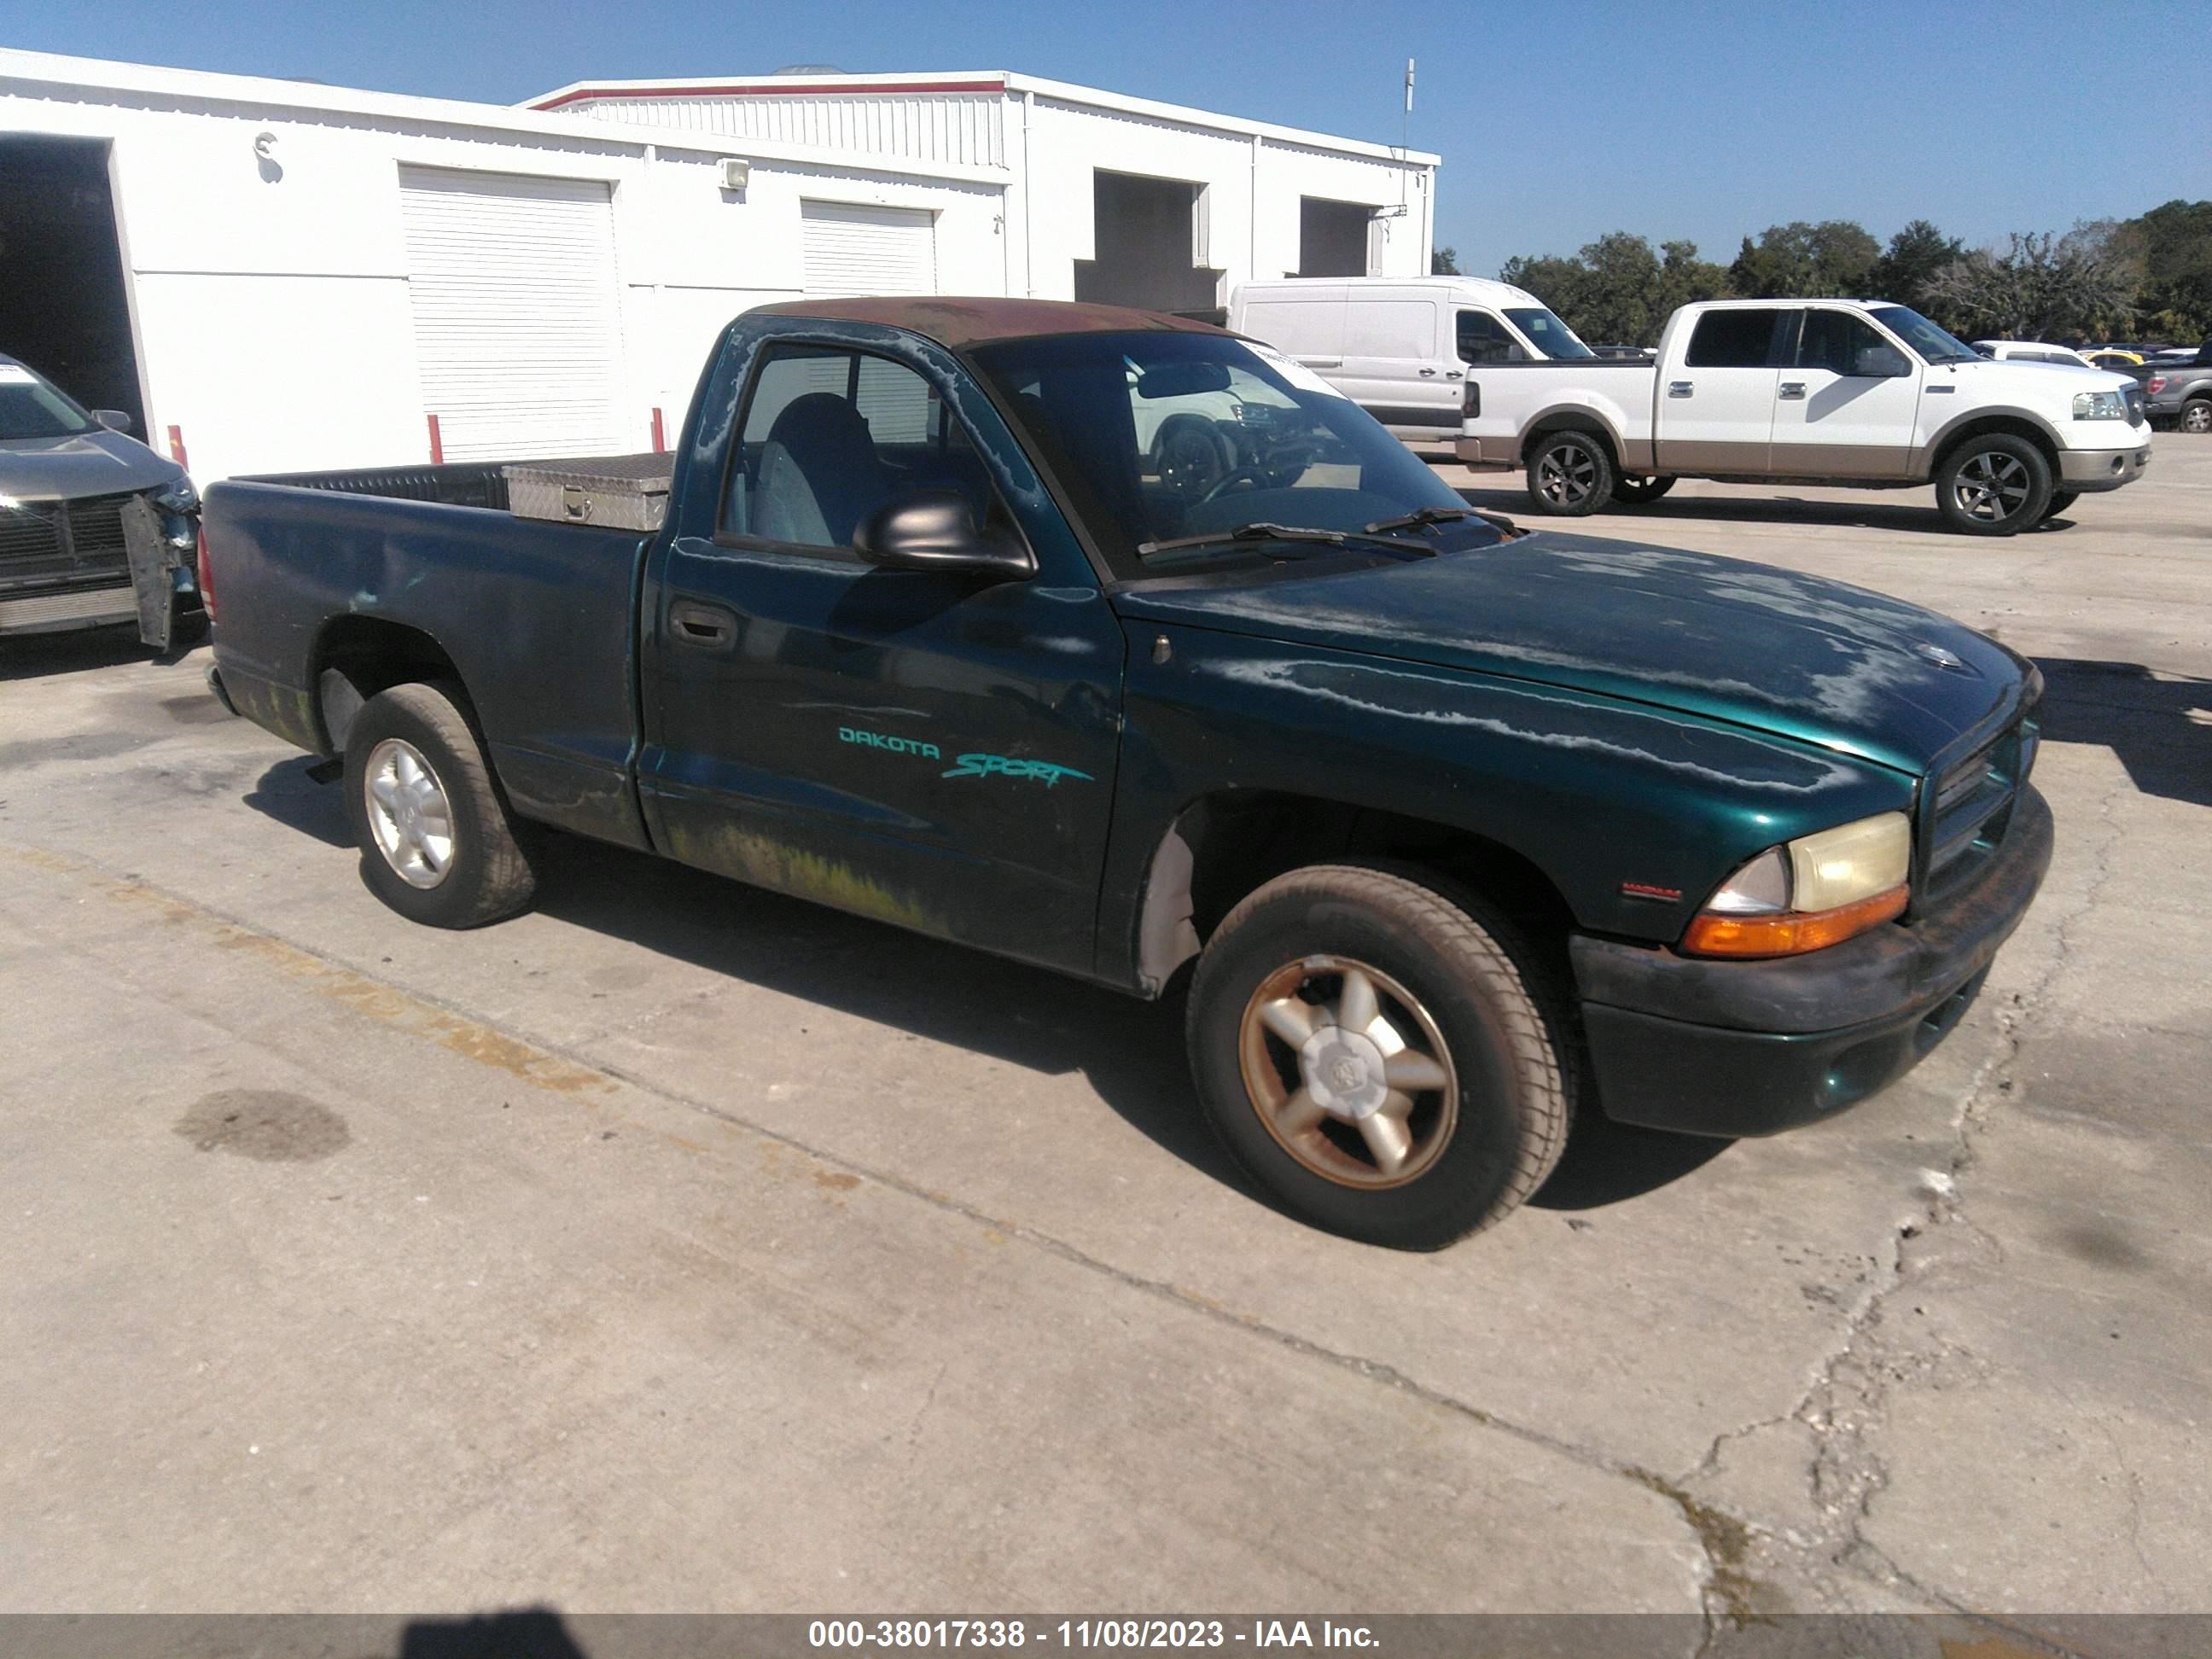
[0, 365, 35, 385]
[1245, 343, 1349, 399]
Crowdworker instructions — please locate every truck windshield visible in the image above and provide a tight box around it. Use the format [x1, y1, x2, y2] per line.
[1502, 308, 1596, 359]
[1867, 307, 1980, 365]
[0, 364, 95, 441]
[967, 330, 1497, 579]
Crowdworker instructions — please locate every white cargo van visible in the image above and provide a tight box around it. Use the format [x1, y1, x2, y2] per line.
[1228, 276, 1596, 443]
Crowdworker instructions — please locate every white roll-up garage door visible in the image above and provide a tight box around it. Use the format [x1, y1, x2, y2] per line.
[800, 201, 937, 297]
[399, 166, 629, 462]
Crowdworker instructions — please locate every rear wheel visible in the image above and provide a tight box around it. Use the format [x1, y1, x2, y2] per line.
[2182, 398, 2212, 434]
[1612, 474, 1677, 506]
[1525, 429, 1615, 516]
[1934, 434, 2052, 536]
[343, 681, 537, 928]
[1185, 864, 1573, 1249]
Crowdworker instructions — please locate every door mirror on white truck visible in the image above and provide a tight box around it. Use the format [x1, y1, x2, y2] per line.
[1851, 344, 1912, 379]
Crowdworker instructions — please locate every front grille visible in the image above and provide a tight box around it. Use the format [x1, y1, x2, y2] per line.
[0, 492, 140, 589]
[1919, 715, 2034, 906]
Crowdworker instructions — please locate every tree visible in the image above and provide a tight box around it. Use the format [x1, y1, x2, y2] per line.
[1727, 220, 1880, 298]
[1499, 233, 1728, 346]
[1869, 219, 1965, 309]
[1919, 226, 2139, 341]
[2119, 199, 2212, 339]
[1430, 245, 1461, 276]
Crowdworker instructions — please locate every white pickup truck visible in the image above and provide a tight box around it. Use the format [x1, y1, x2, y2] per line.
[1456, 299, 2153, 534]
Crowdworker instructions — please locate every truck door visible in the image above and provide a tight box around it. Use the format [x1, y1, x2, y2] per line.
[1656, 306, 1788, 474]
[1766, 307, 1923, 478]
[637, 338, 1125, 978]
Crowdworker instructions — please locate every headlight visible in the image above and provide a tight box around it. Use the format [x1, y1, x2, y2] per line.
[2072, 389, 2128, 421]
[154, 474, 201, 514]
[1684, 811, 1910, 958]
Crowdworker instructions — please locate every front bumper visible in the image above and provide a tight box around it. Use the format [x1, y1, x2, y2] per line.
[2058, 441, 2151, 491]
[1569, 785, 2053, 1138]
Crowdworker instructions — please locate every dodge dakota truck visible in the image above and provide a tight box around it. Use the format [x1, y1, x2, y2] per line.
[204, 297, 2052, 1249]
[1457, 299, 2151, 535]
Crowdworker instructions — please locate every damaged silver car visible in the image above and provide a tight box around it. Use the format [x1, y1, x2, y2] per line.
[1, 352, 203, 649]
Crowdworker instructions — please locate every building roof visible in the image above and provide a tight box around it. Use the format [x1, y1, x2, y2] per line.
[754, 296, 1230, 349]
[524, 70, 1441, 167]
[0, 48, 1008, 185]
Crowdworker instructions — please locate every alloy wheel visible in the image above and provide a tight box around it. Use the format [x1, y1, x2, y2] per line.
[1952, 450, 2034, 524]
[1237, 955, 1458, 1188]
[1534, 443, 1598, 509]
[2184, 402, 2212, 434]
[364, 737, 456, 889]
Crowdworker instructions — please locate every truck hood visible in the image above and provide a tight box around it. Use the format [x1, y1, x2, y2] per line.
[1112, 530, 2030, 777]
[1935, 358, 2135, 396]
[0, 428, 182, 501]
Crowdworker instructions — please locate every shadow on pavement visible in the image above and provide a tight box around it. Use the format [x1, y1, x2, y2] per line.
[242, 760, 1745, 1220]
[1452, 480, 2087, 537]
[2034, 657, 2212, 809]
[402, 1609, 590, 1659]
[0, 622, 189, 681]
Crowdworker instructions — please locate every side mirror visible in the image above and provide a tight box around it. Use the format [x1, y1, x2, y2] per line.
[854, 489, 1035, 580]
[91, 409, 133, 433]
[1852, 345, 1911, 378]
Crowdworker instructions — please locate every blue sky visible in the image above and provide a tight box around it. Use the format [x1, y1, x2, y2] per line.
[5, 0, 2208, 275]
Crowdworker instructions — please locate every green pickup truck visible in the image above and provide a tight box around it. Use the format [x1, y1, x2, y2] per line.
[203, 297, 2052, 1249]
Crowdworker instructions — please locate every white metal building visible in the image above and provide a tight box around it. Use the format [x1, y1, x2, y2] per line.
[0, 49, 1436, 484]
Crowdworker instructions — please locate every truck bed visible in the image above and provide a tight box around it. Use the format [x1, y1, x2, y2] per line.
[203, 457, 656, 853]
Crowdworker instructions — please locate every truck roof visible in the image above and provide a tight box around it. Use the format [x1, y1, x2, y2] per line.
[752, 296, 1231, 350]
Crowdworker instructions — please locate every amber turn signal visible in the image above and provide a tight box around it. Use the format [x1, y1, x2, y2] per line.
[1681, 885, 1908, 958]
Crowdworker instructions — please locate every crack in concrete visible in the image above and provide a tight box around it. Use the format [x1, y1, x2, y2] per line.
[1701, 768, 2133, 1613]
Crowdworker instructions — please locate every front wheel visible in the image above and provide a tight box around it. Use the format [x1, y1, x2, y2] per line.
[1934, 434, 2053, 536]
[1525, 430, 1615, 516]
[2181, 398, 2212, 435]
[1185, 864, 1573, 1249]
[1612, 474, 1677, 506]
[342, 680, 538, 928]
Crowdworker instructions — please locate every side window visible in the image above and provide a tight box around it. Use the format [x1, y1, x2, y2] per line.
[725, 345, 987, 549]
[1456, 310, 1528, 364]
[1685, 310, 1782, 369]
[1797, 311, 1890, 375]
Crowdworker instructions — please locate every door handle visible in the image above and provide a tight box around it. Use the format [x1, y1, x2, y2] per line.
[1297, 356, 1342, 369]
[1667, 381, 1694, 398]
[1778, 381, 1807, 399]
[1417, 367, 1438, 377]
[668, 599, 735, 649]
[1446, 370, 1464, 381]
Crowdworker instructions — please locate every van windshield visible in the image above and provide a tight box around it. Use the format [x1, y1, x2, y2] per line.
[0, 364, 95, 441]
[1502, 308, 1595, 359]
[969, 330, 1498, 579]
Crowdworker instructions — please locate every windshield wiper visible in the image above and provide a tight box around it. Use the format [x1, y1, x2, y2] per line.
[1364, 505, 1475, 535]
[1137, 521, 1435, 561]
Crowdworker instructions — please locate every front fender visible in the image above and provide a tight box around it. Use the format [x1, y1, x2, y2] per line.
[1093, 625, 1910, 990]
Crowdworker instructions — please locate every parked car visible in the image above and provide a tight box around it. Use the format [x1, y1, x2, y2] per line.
[2143, 341, 2212, 432]
[202, 296, 2052, 1250]
[2082, 348, 2144, 370]
[1228, 276, 1595, 445]
[1589, 344, 1655, 360]
[1458, 300, 2151, 534]
[1973, 340, 2097, 369]
[0, 353, 204, 648]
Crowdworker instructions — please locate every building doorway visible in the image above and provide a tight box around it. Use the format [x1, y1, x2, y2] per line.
[1073, 170, 1223, 314]
[0, 135, 147, 435]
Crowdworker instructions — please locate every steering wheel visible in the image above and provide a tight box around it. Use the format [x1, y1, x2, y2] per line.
[1197, 463, 1272, 504]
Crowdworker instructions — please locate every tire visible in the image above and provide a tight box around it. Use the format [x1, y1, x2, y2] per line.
[342, 680, 537, 928]
[1152, 416, 1234, 499]
[2045, 490, 2080, 518]
[1185, 864, 1573, 1250]
[1525, 428, 1615, 516]
[1612, 474, 1677, 506]
[1934, 434, 2053, 536]
[2182, 398, 2212, 435]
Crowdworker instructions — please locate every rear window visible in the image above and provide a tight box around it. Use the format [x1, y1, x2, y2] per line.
[1685, 310, 1780, 369]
